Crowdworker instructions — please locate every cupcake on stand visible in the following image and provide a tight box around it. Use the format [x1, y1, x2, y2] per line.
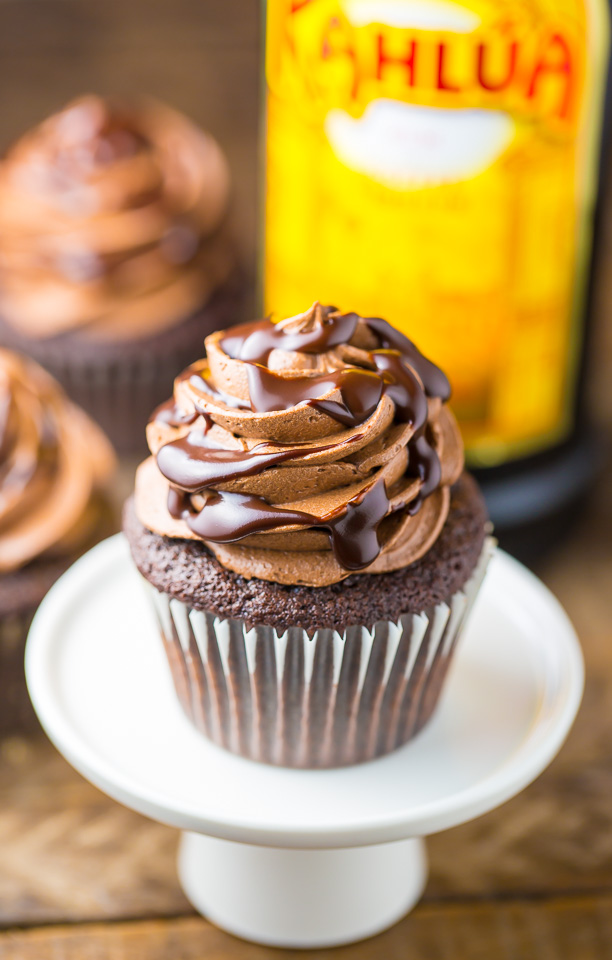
[25, 305, 583, 948]
[125, 302, 492, 767]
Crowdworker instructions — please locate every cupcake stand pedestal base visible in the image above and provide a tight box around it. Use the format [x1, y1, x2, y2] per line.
[178, 832, 427, 947]
[26, 536, 583, 949]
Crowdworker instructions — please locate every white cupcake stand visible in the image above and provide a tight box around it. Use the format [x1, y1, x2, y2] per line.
[26, 536, 583, 949]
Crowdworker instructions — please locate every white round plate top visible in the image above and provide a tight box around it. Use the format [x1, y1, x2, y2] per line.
[26, 535, 583, 848]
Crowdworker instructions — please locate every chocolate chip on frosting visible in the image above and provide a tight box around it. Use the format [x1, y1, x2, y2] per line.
[135, 304, 464, 586]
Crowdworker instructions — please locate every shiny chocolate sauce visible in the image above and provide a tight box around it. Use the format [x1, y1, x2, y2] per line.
[168, 477, 393, 571]
[158, 308, 450, 571]
[221, 303, 357, 363]
[323, 479, 391, 569]
[406, 431, 442, 513]
[169, 487, 315, 541]
[246, 363, 384, 426]
[365, 317, 451, 401]
[369, 351, 427, 426]
[366, 350, 441, 510]
[150, 398, 198, 429]
[158, 432, 363, 492]
[242, 345, 431, 436]
[179, 365, 250, 412]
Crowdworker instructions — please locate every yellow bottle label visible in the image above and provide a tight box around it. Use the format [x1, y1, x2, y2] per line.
[264, 0, 609, 464]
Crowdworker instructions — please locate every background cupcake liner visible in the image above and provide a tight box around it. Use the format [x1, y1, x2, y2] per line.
[40, 347, 200, 458]
[0, 504, 116, 737]
[145, 538, 495, 769]
[1, 606, 41, 736]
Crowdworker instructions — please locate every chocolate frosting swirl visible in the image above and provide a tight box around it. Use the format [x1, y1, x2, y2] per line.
[0, 95, 232, 341]
[0, 349, 115, 573]
[135, 304, 464, 586]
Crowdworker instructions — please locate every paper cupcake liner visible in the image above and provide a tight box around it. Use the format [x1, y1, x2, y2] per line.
[1, 517, 114, 736]
[0, 606, 40, 735]
[47, 350, 197, 457]
[145, 538, 494, 768]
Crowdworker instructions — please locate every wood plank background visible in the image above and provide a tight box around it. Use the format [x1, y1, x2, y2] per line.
[1, 1, 612, 957]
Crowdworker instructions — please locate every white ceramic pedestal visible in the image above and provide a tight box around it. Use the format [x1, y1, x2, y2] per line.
[178, 833, 427, 947]
[26, 536, 583, 949]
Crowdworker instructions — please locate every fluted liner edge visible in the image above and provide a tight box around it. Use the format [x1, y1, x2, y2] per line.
[145, 538, 495, 768]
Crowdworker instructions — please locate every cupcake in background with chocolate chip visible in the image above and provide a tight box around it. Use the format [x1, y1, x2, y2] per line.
[0, 95, 243, 454]
[0, 349, 115, 732]
[124, 303, 493, 768]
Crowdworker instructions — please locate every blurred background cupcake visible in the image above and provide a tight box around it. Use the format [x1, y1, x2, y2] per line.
[125, 305, 493, 769]
[0, 94, 243, 454]
[0, 348, 115, 732]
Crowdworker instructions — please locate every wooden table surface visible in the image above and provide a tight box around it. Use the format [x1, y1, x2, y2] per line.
[1, 1, 612, 957]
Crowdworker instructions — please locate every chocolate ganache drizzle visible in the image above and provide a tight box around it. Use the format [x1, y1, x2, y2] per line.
[135, 303, 464, 586]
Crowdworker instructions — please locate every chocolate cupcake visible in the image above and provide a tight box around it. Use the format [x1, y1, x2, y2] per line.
[0, 95, 243, 454]
[0, 349, 115, 732]
[124, 304, 493, 768]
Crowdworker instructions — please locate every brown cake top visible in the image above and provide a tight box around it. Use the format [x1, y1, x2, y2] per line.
[0, 349, 115, 573]
[135, 304, 464, 587]
[0, 95, 232, 342]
